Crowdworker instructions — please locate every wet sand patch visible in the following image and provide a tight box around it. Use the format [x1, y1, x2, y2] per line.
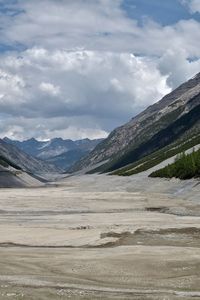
[145, 206, 200, 217]
[100, 227, 200, 248]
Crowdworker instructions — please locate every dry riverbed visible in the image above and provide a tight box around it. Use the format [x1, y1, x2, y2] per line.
[0, 173, 200, 299]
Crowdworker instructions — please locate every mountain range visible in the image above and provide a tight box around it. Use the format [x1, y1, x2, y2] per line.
[3, 137, 103, 171]
[0, 138, 58, 174]
[0, 137, 103, 187]
[0, 138, 59, 188]
[70, 72, 200, 174]
[1, 72, 200, 186]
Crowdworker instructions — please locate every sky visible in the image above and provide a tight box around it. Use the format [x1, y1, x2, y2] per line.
[0, 0, 200, 141]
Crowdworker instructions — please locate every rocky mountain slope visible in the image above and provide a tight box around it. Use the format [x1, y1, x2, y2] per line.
[70, 72, 200, 173]
[0, 139, 58, 174]
[4, 137, 103, 170]
[45, 148, 89, 170]
[0, 164, 44, 188]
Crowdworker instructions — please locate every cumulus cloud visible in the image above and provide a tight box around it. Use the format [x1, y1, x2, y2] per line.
[0, 0, 199, 140]
[39, 82, 61, 96]
[158, 49, 200, 88]
[0, 0, 200, 57]
[0, 69, 25, 106]
[0, 115, 108, 141]
[0, 48, 171, 139]
[0, 0, 134, 51]
[181, 0, 200, 13]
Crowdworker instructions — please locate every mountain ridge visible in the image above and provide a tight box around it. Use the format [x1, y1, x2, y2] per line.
[3, 137, 104, 171]
[0, 138, 58, 175]
[70, 72, 200, 173]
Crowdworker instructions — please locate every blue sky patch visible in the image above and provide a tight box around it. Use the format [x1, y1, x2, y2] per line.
[122, 0, 200, 26]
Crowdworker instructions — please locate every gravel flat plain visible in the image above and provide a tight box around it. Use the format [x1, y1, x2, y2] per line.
[0, 173, 200, 299]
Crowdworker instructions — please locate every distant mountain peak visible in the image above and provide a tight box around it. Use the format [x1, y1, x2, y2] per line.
[3, 136, 104, 171]
[51, 137, 64, 142]
[0, 138, 59, 174]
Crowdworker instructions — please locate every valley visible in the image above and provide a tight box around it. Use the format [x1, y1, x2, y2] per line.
[4, 138, 103, 171]
[0, 173, 199, 299]
[0, 73, 200, 299]
[0, 1, 200, 299]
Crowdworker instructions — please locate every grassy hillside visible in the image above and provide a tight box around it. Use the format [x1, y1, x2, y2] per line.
[112, 132, 200, 176]
[149, 149, 200, 179]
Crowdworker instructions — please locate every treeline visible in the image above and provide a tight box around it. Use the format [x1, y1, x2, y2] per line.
[114, 134, 200, 176]
[149, 149, 200, 180]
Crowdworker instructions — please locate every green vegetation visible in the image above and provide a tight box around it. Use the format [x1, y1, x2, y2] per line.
[149, 149, 200, 179]
[113, 133, 200, 176]
[86, 106, 187, 175]
[106, 103, 200, 173]
[87, 102, 200, 175]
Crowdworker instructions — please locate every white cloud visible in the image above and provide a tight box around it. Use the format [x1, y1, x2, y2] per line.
[0, 116, 108, 141]
[42, 126, 108, 141]
[0, 0, 199, 140]
[0, 0, 134, 50]
[0, 69, 25, 106]
[0, 0, 200, 57]
[39, 82, 60, 96]
[0, 48, 171, 139]
[158, 48, 200, 88]
[181, 0, 200, 13]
